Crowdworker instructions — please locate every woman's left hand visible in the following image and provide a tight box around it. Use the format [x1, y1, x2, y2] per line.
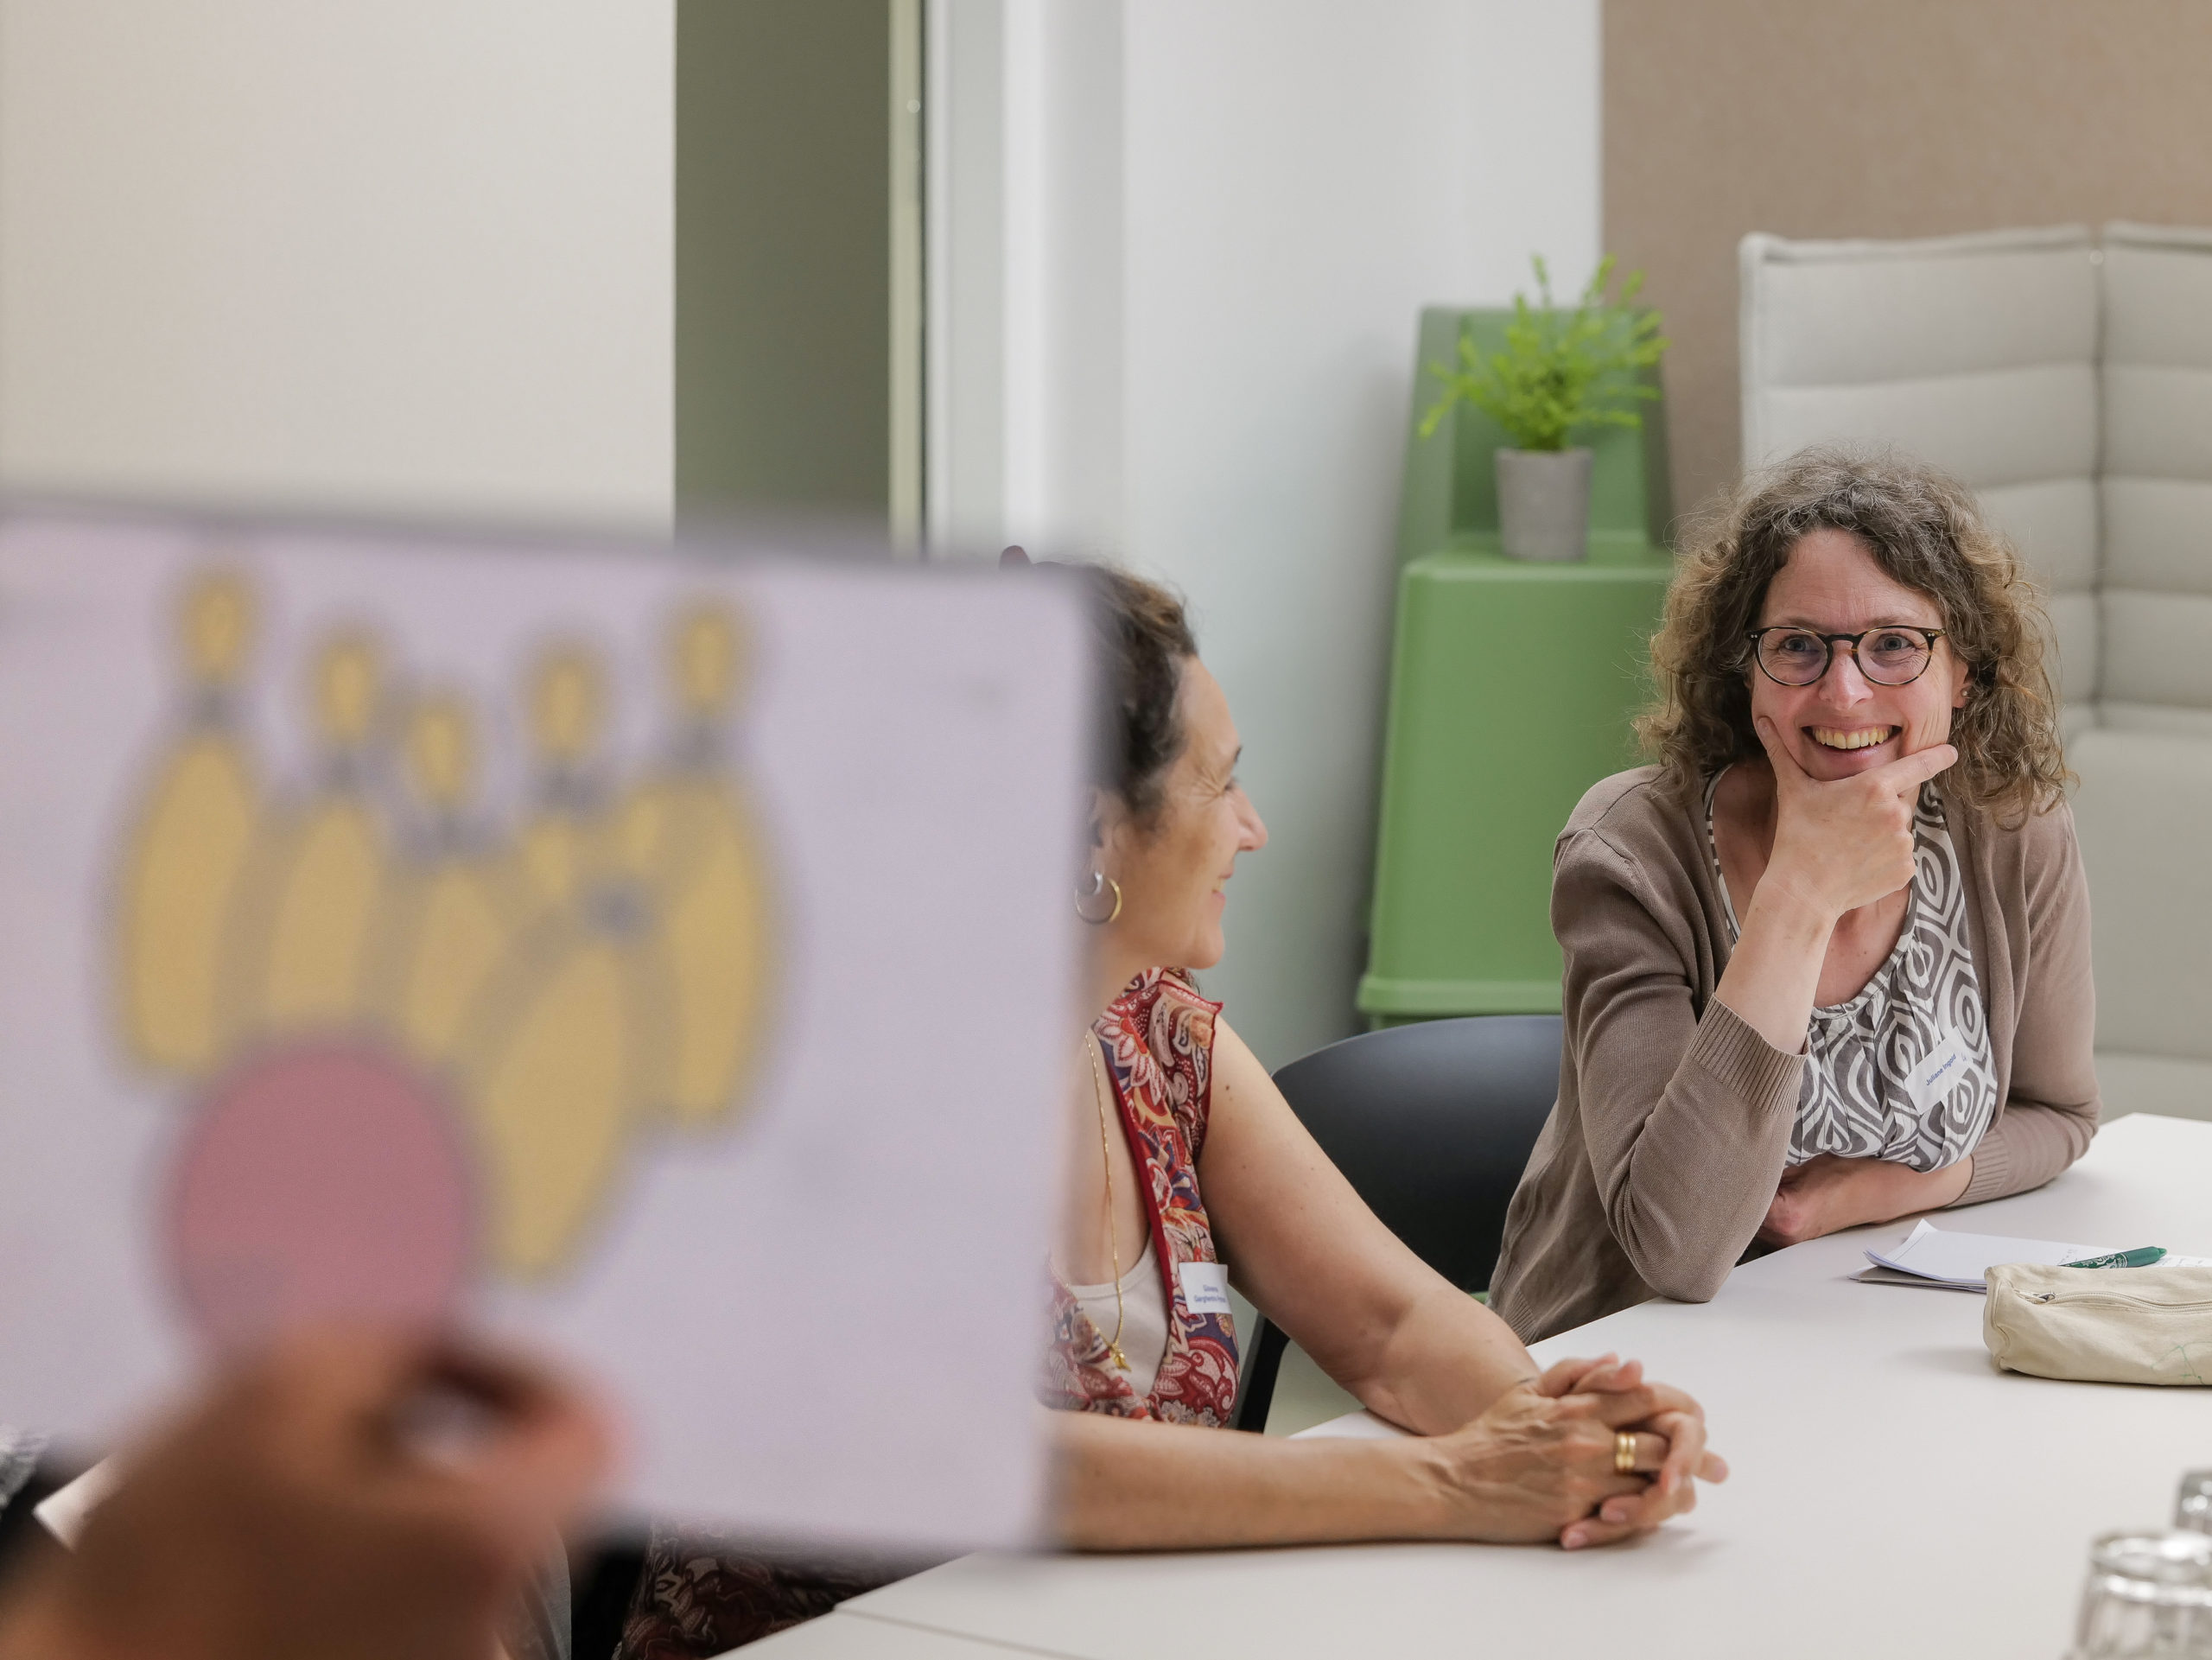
[1758, 1153, 1974, 1248]
[1533, 1354, 1727, 1549]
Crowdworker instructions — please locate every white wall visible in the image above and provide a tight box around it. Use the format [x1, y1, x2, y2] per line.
[931, 0, 1601, 1065]
[926, 0, 1129, 558]
[1125, 1, 1600, 1065]
[0, 1, 674, 529]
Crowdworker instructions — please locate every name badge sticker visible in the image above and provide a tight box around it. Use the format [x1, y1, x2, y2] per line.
[1178, 1260, 1233, 1316]
[1906, 1029, 1971, 1111]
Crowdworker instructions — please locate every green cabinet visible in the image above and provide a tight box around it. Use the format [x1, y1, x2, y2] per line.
[1357, 308, 1675, 1023]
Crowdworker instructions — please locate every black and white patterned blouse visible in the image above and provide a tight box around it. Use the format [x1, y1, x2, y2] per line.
[1706, 771, 1999, 1172]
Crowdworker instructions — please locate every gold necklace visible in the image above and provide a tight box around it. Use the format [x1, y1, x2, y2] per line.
[1080, 1034, 1132, 1371]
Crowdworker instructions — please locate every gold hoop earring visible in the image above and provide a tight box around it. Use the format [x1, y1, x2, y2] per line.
[1075, 869, 1123, 926]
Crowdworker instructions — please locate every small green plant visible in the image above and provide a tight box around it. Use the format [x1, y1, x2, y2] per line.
[1419, 254, 1667, 452]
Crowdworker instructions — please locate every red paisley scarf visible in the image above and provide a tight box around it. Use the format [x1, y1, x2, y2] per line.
[1039, 969, 1241, 1426]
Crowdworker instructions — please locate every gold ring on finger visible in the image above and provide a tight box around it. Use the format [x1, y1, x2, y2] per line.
[1614, 1431, 1637, 1475]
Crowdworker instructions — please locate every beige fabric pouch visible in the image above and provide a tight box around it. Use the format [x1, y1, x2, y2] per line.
[1984, 1264, 2212, 1384]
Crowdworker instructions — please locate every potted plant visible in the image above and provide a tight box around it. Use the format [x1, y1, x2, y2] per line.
[1419, 254, 1666, 561]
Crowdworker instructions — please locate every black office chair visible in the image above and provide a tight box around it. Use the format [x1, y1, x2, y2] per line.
[1230, 1014, 1562, 1433]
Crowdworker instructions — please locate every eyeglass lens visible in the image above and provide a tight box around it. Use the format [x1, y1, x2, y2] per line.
[1757, 629, 1933, 687]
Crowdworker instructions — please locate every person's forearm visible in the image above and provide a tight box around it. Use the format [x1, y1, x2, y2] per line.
[1338, 1282, 1536, 1436]
[1593, 1002, 1803, 1304]
[1712, 883, 1833, 1054]
[1955, 1102, 2095, 1206]
[1052, 1411, 1445, 1550]
[1866, 1156, 1972, 1220]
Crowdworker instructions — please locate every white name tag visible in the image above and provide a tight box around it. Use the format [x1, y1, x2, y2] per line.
[1178, 1260, 1233, 1316]
[1906, 1029, 1972, 1112]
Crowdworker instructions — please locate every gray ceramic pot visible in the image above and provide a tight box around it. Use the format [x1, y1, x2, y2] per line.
[1495, 446, 1593, 561]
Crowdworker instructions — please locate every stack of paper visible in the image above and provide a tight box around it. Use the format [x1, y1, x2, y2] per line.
[1861, 1220, 2212, 1291]
[1862, 1220, 2107, 1290]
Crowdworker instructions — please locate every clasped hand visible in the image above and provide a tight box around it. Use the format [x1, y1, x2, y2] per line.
[1421, 1353, 1726, 1550]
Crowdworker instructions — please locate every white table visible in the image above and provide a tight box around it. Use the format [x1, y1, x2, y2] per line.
[752, 1113, 2212, 1658]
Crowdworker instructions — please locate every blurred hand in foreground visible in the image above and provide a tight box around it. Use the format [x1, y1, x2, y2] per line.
[0, 1326, 612, 1660]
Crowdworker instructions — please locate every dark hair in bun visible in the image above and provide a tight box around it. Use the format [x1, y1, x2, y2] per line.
[1006, 547, 1196, 823]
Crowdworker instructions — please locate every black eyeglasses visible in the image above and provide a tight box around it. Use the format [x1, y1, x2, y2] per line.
[1745, 626, 1946, 688]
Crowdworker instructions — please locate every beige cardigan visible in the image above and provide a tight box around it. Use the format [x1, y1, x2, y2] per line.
[1489, 766, 2100, 1344]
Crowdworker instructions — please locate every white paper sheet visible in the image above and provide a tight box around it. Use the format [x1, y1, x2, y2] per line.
[1862, 1219, 2212, 1291]
[0, 506, 1084, 1552]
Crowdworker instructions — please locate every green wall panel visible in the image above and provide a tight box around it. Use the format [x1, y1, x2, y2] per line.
[1359, 540, 1669, 1016]
[1361, 307, 1675, 1021]
[677, 0, 890, 515]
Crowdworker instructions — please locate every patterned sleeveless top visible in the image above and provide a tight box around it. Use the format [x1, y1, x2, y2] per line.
[1038, 968, 1241, 1425]
[1706, 772, 1999, 1171]
[613, 970, 1243, 1660]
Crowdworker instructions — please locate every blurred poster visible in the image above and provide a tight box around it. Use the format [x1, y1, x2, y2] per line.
[0, 506, 1085, 1550]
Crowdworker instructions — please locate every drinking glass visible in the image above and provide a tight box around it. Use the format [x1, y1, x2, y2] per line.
[2070, 1530, 2212, 1658]
[2178, 1473, 2212, 1536]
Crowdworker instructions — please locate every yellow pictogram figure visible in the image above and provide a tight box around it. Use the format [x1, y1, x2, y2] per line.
[463, 906, 671, 1276]
[515, 645, 604, 917]
[228, 630, 389, 1038]
[118, 570, 261, 1077]
[462, 646, 670, 1275]
[370, 695, 516, 1068]
[609, 602, 774, 1124]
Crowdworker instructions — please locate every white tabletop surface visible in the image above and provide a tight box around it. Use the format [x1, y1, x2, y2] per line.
[748, 1112, 2212, 1659]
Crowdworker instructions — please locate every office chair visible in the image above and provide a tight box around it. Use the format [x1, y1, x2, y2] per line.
[1231, 1014, 1561, 1434]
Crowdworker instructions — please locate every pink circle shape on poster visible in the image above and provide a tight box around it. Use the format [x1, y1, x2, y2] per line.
[168, 1042, 475, 1351]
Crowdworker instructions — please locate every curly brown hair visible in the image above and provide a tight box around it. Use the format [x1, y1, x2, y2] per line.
[1637, 447, 2069, 825]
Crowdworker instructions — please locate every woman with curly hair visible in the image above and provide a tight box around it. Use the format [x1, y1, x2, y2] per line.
[1489, 448, 2097, 1343]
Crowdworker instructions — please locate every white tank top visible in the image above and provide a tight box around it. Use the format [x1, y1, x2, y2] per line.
[1062, 1239, 1171, 1398]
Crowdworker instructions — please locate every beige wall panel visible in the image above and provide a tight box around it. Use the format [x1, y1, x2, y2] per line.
[1605, 1, 2212, 519]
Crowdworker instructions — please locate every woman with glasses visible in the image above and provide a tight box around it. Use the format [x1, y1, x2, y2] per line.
[1490, 448, 2095, 1342]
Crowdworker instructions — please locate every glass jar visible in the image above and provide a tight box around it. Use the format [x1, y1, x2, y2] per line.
[2071, 1530, 2212, 1658]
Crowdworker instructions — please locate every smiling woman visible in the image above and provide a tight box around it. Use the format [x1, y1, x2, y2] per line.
[1035, 559, 1726, 1557]
[1489, 448, 2098, 1343]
